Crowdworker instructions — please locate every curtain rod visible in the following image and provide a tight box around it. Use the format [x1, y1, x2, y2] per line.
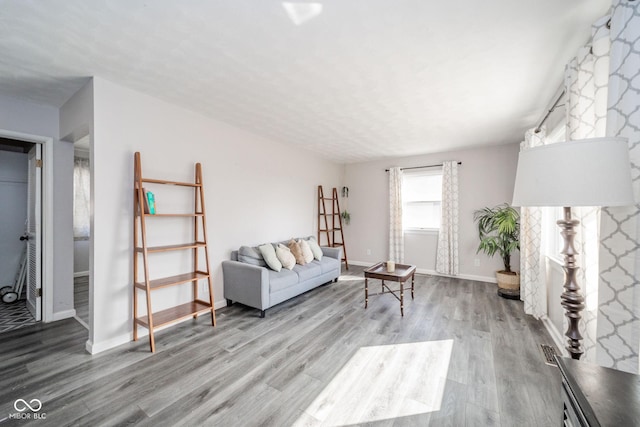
[385, 161, 461, 172]
[534, 89, 565, 133]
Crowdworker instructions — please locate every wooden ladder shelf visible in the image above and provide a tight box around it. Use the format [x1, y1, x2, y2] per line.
[133, 152, 216, 353]
[317, 186, 349, 269]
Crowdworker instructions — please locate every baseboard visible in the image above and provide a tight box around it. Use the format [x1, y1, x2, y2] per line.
[74, 271, 89, 278]
[51, 309, 76, 322]
[347, 260, 496, 284]
[84, 301, 227, 355]
[347, 260, 372, 267]
[541, 315, 567, 356]
[86, 333, 132, 355]
[74, 316, 89, 330]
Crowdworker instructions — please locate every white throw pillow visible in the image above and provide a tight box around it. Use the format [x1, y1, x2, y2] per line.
[306, 237, 323, 261]
[276, 244, 296, 270]
[258, 243, 282, 272]
[298, 239, 314, 263]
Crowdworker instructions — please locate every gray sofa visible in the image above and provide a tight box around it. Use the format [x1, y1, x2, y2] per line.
[222, 238, 342, 317]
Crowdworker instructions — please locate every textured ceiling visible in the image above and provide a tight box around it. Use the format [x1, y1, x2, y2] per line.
[0, 0, 610, 163]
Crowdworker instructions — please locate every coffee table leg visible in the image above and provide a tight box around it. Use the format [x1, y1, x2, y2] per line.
[365, 277, 368, 309]
[400, 281, 404, 317]
[411, 273, 415, 300]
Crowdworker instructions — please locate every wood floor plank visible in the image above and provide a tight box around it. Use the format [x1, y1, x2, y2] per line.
[0, 266, 562, 426]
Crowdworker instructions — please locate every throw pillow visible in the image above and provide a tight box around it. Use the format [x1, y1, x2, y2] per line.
[258, 243, 282, 272]
[298, 239, 314, 263]
[288, 239, 306, 265]
[238, 245, 267, 267]
[276, 244, 296, 270]
[307, 236, 323, 260]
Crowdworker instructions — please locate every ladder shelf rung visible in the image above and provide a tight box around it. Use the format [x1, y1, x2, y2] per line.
[136, 242, 207, 253]
[136, 300, 213, 329]
[142, 213, 204, 217]
[135, 271, 210, 291]
[141, 178, 201, 187]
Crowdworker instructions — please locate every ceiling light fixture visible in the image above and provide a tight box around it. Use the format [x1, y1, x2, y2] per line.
[282, 2, 323, 26]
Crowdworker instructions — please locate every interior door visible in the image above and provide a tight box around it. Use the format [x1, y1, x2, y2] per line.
[26, 144, 42, 321]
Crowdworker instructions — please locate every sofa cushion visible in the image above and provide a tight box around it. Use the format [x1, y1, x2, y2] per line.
[293, 262, 323, 282]
[288, 239, 306, 265]
[298, 239, 314, 264]
[317, 256, 340, 274]
[276, 244, 296, 270]
[306, 236, 323, 260]
[238, 245, 267, 267]
[259, 243, 282, 272]
[269, 268, 299, 293]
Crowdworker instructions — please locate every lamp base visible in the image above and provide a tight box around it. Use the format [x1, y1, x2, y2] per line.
[558, 206, 584, 360]
[497, 288, 520, 300]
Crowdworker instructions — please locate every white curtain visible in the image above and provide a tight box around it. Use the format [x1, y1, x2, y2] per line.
[388, 167, 404, 263]
[435, 161, 459, 275]
[519, 127, 548, 319]
[563, 15, 610, 363]
[73, 157, 90, 239]
[597, 0, 640, 373]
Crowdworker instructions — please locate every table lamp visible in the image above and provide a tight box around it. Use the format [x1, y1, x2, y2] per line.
[512, 137, 634, 360]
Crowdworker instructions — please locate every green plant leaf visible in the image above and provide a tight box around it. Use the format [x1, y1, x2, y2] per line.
[473, 203, 520, 271]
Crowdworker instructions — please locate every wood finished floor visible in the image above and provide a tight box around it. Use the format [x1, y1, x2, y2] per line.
[73, 275, 89, 326]
[0, 266, 561, 426]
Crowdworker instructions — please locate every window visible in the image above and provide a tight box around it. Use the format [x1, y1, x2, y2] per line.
[402, 169, 442, 231]
[73, 156, 90, 239]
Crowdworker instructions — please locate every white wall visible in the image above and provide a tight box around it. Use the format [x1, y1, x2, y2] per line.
[343, 143, 520, 281]
[89, 77, 341, 353]
[0, 150, 28, 286]
[73, 240, 90, 275]
[0, 95, 74, 319]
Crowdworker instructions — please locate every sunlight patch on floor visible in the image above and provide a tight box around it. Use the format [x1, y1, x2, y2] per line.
[294, 340, 453, 426]
[338, 273, 364, 282]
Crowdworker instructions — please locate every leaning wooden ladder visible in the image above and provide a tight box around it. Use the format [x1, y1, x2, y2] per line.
[317, 186, 349, 269]
[133, 152, 216, 353]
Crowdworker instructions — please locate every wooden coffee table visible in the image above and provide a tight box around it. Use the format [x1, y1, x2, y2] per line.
[363, 262, 416, 316]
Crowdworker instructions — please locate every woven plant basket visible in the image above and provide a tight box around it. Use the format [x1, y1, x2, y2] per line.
[496, 270, 520, 291]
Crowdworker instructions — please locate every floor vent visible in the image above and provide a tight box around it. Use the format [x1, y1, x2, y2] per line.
[540, 344, 558, 366]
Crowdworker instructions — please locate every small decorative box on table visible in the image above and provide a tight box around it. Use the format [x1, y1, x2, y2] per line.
[363, 262, 416, 316]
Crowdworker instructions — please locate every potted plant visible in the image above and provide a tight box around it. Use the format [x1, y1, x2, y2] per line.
[341, 210, 351, 225]
[473, 203, 520, 298]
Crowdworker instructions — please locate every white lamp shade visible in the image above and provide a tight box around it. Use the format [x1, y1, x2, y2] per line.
[512, 137, 634, 207]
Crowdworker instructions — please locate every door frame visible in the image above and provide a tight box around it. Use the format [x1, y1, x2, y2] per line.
[0, 129, 53, 322]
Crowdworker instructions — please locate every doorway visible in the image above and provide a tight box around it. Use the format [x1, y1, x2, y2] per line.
[0, 137, 42, 333]
[72, 135, 90, 329]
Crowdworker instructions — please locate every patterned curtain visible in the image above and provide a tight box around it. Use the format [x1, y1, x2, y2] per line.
[563, 15, 610, 363]
[519, 127, 547, 319]
[435, 161, 459, 275]
[597, 0, 640, 373]
[388, 167, 404, 263]
[73, 156, 91, 239]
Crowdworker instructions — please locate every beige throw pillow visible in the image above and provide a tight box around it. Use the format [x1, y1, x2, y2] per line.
[258, 243, 282, 272]
[288, 239, 306, 265]
[307, 237, 323, 260]
[276, 244, 296, 270]
[298, 239, 314, 263]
